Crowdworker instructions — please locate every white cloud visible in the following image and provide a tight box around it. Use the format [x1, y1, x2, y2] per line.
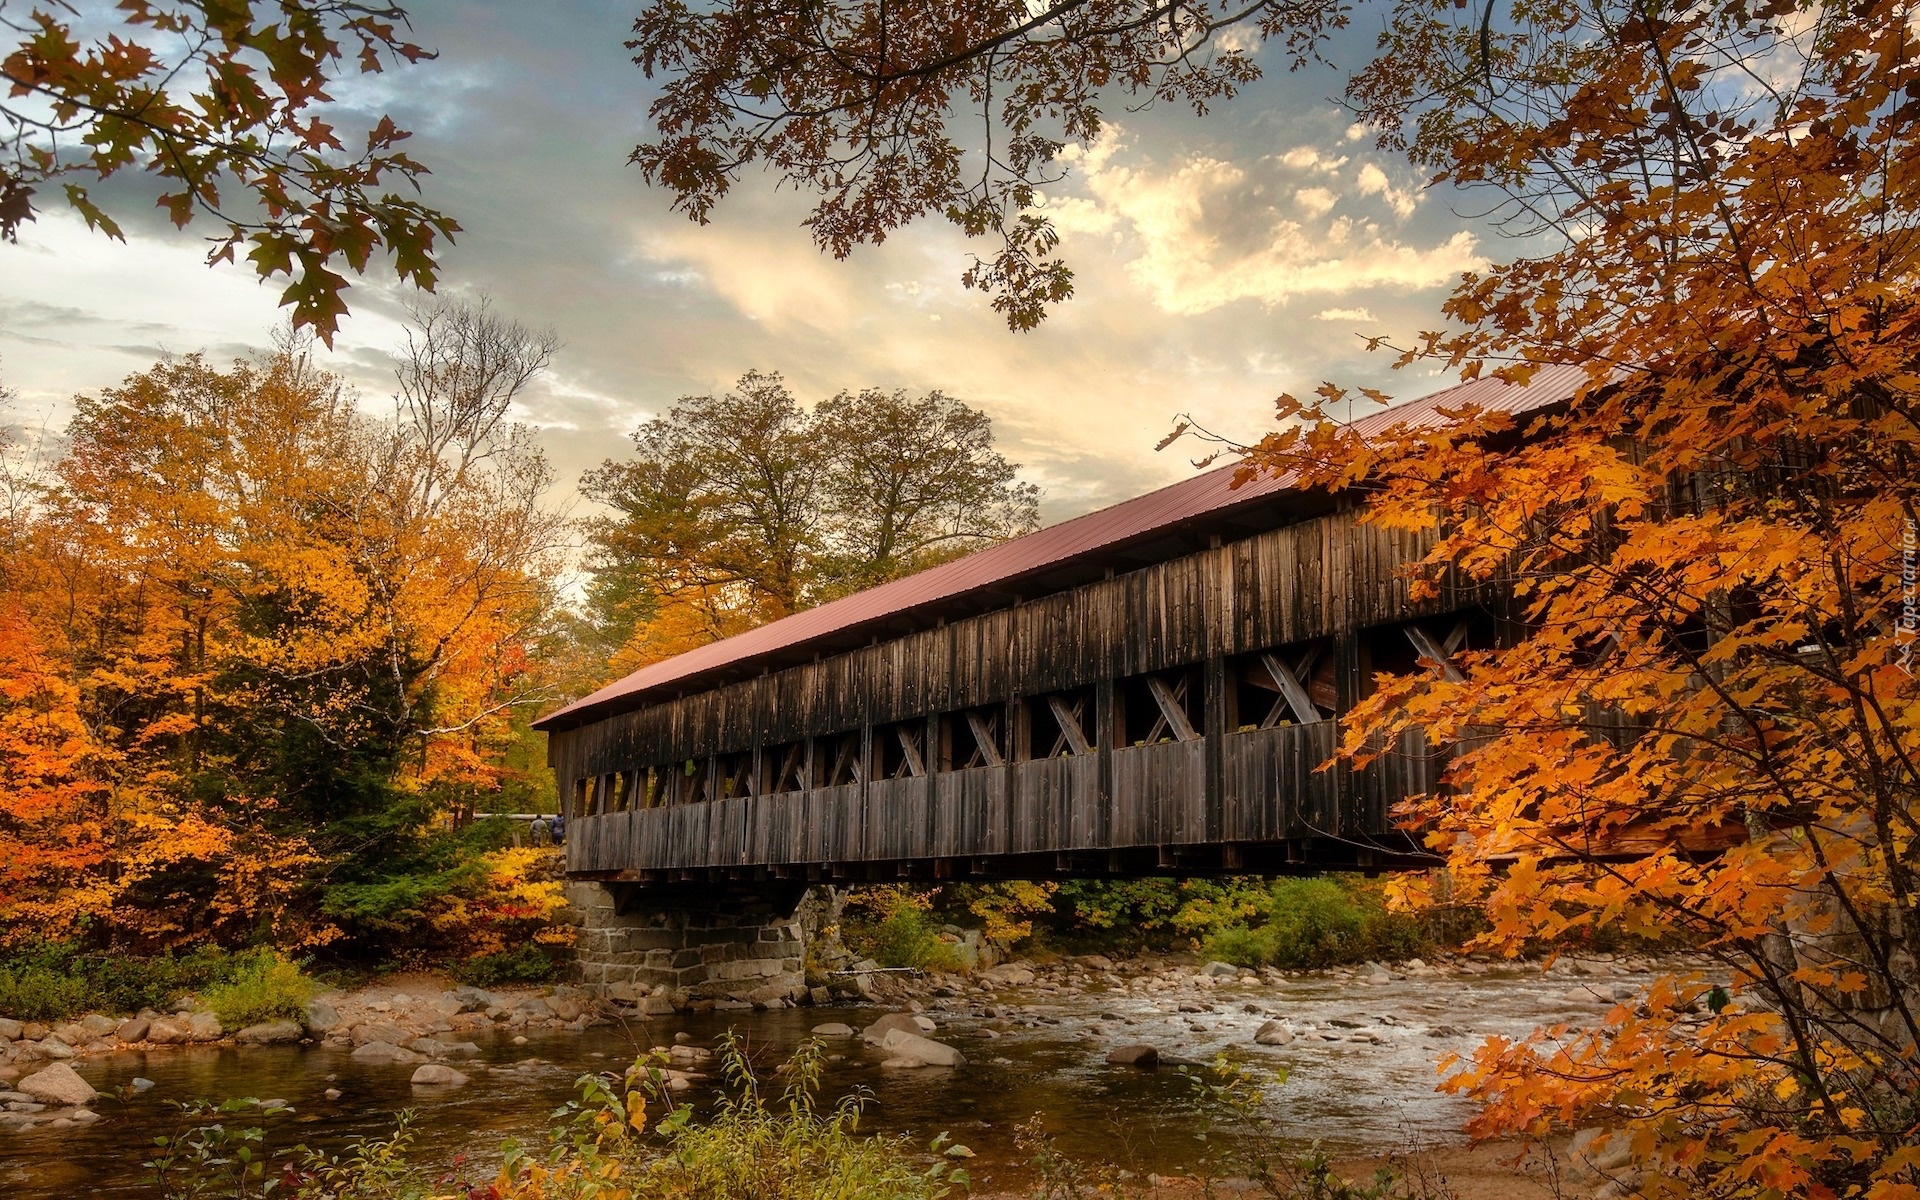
[1357, 163, 1418, 219]
[1294, 187, 1338, 217]
[1314, 307, 1377, 322]
[1047, 134, 1483, 316]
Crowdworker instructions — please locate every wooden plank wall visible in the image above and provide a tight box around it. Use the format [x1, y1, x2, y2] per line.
[558, 505, 1480, 875]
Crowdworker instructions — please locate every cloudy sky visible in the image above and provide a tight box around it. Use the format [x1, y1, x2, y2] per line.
[1, 1, 1495, 523]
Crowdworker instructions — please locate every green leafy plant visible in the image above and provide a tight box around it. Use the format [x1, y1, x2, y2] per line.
[451, 944, 559, 987]
[198, 949, 318, 1028]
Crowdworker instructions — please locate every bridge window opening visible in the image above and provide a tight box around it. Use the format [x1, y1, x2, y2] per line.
[1229, 641, 1334, 731]
[1021, 689, 1094, 758]
[667, 758, 707, 805]
[1368, 610, 1497, 690]
[814, 732, 864, 788]
[609, 769, 634, 812]
[875, 721, 928, 779]
[716, 750, 754, 799]
[941, 705, 1005, 770]
[1115, 667, 1201, 746]
[763, 741, 808, 794]
[628, 765, 663, 810]
[760, 741, 806, 794]
[569, 776, 590, 818]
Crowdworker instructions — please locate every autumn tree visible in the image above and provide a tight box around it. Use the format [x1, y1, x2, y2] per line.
[636, 0, 1920, 1193]
[581, 371, 1039, 669]
[2, 1, 455, 338]
[0, 305, 570, 955]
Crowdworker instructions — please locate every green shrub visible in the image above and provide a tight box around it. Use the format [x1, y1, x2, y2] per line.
[452, 944, 559, 988]
[199, 949, 317, 1027]
[848, 906, 967, 973]
[0, 941, 235, 1020]
[1263, 878, 1373, 968]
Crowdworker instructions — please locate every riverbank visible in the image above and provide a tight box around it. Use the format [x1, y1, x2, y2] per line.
[1, 948, 1693, 1195]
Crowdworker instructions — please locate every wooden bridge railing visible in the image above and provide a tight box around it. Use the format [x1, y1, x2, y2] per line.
[566, 720, 1441, 880]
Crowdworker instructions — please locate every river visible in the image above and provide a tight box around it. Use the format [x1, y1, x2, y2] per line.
[0, 957, 1659, 1198]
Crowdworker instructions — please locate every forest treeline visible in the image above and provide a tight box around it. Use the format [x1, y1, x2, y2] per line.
[0, 298, 1045, 972]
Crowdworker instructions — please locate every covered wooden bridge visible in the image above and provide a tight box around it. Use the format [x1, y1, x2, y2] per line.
[536, 369, 1581, 889]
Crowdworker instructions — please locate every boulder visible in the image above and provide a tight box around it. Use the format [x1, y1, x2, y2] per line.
[1201, 961, 1241, 978]
[79, 1014, 118, 1038]
[409, 1064, 470, 1087]
[35, 1038, 76, 1060]
[235, 1020, 302, 1045]
[304, 1001, 342, 1033]
[351, 1021, 414, 1048]
[861, 1013, 926, 1045]
[0, 1018, 20, 1041]
[1569, 1128, 1636, 1181]
[513, 997, 554, 1020]
[1105, 1044, 1160, 1067]
[351, 1041, 426, 1065]
[979, 964, 1036, 988]
[20, 1023, 47, 1042]
[810, 1023, 856, 1037]
[146, 1017, 190, 1044]
[876, 1029, 965, 1068]
[185, 1012, 222, 1041]
[18, 1063, 96, 1106]
[1253, 1020, 1294, 1046]
[115, 1018, 152, 1043]
[448, 986, 494, 1012]
[911, 1014, 937, 1033]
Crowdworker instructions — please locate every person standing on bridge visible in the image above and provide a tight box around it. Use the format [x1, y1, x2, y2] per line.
[551, 809, 566, 845]
[529, 813, 552, 847]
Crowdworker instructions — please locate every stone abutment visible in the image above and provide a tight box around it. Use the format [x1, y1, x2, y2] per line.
[565, 881, 809, 1009]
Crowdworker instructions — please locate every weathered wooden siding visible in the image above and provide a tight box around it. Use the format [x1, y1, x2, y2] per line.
[556, 504, 1484, 878]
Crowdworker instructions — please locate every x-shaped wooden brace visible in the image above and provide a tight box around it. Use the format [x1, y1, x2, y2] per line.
[1253, 644, 1328, 727]
[826, 735, 864, 786]
[1403, 617, 1471, 682]
[1145, 674, 1200, 742]
[890, 725, 926, 778]
[770, 742, 807, 793]
[1045, 694, 1092, 755]
[963, 710, 1005, 767]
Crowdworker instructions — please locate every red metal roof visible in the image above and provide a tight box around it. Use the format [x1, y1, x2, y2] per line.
[535, 366, 1588, 730]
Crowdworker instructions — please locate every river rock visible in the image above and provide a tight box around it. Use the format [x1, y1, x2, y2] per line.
[186, 1012, 223, 1041]
[1200, 961, 1241, 978]
[351, 1021, 413, 1047]
[861, 1012, 927, 1044]
[351, 1041, 426, 1065]
[305, 1001, 342, 1033]
[811, 1023, 856, 1037]
[1253, 1020, 1294, 1046]
[979, 964, 1036, 988]
[20, 1023, 47, 1042]
[146, 1017, 190, 1044]
[78, 1014, 117, 1038]
[876, 1029, 965, 1068]
[410, 1064, 470, 1087]
[18, 1063, 96, 1106]
[130, 1078, 155, 1092]
[33, 1037, 76, 1060]
[513, 997, 554, 1020]
[236, 1020, 302, 1045]
[1106, 1044, 1159, 1067]
[548, 995, 587, 1022]
[0, 1019, 20, 1041]
[115, 1018, 151, 1043]
[447, 985, 494, 1012]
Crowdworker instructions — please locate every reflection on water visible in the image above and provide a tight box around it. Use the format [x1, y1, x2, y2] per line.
[0, 965, 1642, 1198]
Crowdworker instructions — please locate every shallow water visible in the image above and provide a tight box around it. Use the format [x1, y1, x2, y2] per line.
[0, 963, 1647, 1198]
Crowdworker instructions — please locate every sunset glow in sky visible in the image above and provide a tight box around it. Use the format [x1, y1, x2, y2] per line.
[1, 1, 1501, 523]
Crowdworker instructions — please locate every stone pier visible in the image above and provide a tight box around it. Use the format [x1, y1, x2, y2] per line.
[565, 881, 809, 1009]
